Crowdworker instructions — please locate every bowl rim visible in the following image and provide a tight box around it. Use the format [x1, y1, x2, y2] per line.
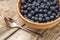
[17, 0, 60, 25]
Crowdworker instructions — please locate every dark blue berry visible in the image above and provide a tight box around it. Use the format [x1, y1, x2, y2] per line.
[45, 17, 50, 21]
[27, 7, 31, 11]
[30, 10, 35, 15]
[50, 16, 54, 20]
[28, 4, 32, 7]
[24, 10, 28, 14]
[24, 15, 28, 19]
[28, 0, 32, 3]
[43, 0, 47, 3]
[52, 13, 56, 16]
[50, 6, 56, 11]
[20, 10, 24, 13]
[39, 9, 43, 13]
[31, 16, 35, 20]
[23, 5, 27, 9]
[28, 14, 32, 18]
[34, 17, 38, 21]
[32, 6, 36, 10]
[21, 6, 24, 10]
[35, 3, 39, 6]
[39, 14, 43, 18]
[38, 17, 43, 23]
[35, 14, 39, 17]
[40, 4, 45, 9]
[35, 8, 39, 13]
[47, 11, 52, 16]
[44, 9, 48, 13]
[21, 0, 26, 4]
[44, 14, 48, 17]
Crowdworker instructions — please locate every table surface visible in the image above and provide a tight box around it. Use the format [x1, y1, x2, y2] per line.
[0, 0, 60, 40]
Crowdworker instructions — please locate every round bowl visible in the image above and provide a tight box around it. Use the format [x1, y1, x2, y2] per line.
[17, 0, 60, 29]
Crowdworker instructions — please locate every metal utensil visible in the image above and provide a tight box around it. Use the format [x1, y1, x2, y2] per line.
[4, 17, 40, 40]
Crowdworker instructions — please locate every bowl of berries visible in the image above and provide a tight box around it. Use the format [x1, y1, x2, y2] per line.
[17, 0, 60, 29]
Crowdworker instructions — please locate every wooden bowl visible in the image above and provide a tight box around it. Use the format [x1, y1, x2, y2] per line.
[17, 0, 60, 29]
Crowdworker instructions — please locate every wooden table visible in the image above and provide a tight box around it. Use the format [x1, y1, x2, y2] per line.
[0, 0, 60, 40]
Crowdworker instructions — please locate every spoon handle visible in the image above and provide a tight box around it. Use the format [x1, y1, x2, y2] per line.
[16, 25, 40, 36]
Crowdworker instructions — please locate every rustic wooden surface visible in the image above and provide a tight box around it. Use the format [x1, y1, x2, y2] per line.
[0, 0, 60, 40]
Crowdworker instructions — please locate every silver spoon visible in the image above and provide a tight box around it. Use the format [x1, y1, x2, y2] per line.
[4, 17, 40, 40]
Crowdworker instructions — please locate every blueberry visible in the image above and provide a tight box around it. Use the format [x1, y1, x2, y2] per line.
[26, 3, 29, 5]
[50, 2, 55, 6]
[43, 9, 48, 13]
[39, 9, 43, 13]
[35, 3, 39, 6]
[28, 0, 32, 3]
[38, 17, 43, 23]
[56, 15, 59, 18]
[56, 13, 60, 18]
[50, 16, 54, 20]
[20, 10, 24, 13]
[45, 5, 49, 9]
[39, 14, 43, 18]
[55, 10, 58, 13]
[28, 14, 32, 18]
[42, 18, 45, 22]
[24, 15, 28, 19]
[55, 5, 59, 10]
[21, 6, 24, 10]
[58, 12, 60, 16]
[58, 9, 60, 11]
[54, 0, 58, 2]
[27, 7, 31, 11]
[34, 17, 38, 21]
[38, 6, 41, 9]
[37, 0, 41, 3]
[52, 13, 56, 16]
[32, 3, 35, 6]
[45, 17, 50, 21]
[28, 4, 32, 7]
[33, 1, 36, 4]
[23, 5, 27, 9]
[50, 6, 56, 11]
[40, 5, 45, 9]
[35, 14, 39, 17]
[47, 11, 52, 16]
[24, 10, 28, 14]
[32, 6, 36, 10]
[35, 8, 39, 13]
[50, 0, 54, 2]
[21, 0, 26, 4]
[47, 2, 50, 6]
[40, 0, 43, 3]
[30, 10, 35, 15]
[53, 1, 57, 6]
[43, 0, 47, 3]
[31, 16, 35, 20]
[44, 14, 48, 17]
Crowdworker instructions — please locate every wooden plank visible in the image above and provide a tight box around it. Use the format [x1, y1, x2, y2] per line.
[7, 30, 36, 40]
[0, 28, 18, 40]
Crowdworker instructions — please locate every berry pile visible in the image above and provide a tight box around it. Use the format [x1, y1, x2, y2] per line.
[20, 0, 60, 23]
